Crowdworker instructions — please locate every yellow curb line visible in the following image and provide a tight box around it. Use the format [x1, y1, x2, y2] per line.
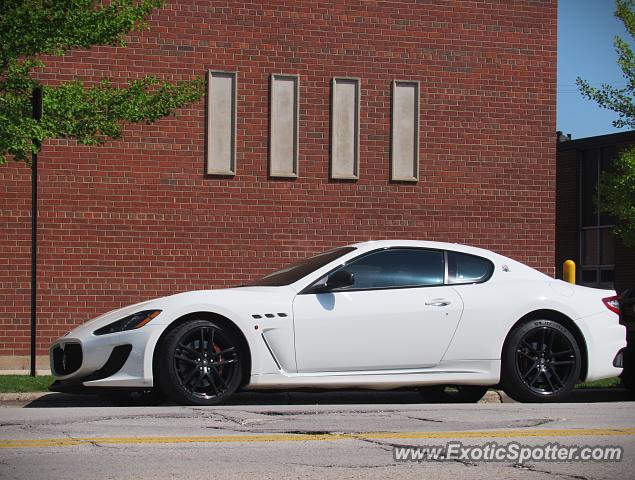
[2, 428, 635, 449]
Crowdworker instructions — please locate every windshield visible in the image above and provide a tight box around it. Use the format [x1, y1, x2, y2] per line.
[249, 246, 356, 286]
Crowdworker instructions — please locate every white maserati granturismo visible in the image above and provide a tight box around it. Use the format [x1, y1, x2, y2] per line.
[50, 240, 626, 404]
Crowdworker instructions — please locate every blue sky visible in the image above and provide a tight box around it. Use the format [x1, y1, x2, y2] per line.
[557, 0, 631, 139]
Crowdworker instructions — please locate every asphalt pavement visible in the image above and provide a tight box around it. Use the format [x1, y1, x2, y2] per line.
[0, 388, 633, 479]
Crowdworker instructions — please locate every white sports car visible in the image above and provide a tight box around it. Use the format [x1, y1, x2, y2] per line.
[50, 240, 626, 404]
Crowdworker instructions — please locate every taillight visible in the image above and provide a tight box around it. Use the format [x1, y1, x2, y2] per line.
[602, 295, 620, 315]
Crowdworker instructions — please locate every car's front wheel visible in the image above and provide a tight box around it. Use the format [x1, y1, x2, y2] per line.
[157, 320, 242, 406]
[502, 319, 581, 402]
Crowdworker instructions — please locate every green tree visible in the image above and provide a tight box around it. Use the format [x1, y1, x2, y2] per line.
[0, 0, 203, 165]
[577, 0, 635, 247]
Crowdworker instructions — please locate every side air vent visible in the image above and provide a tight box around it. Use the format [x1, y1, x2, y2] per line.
[251, 313, 289, 319]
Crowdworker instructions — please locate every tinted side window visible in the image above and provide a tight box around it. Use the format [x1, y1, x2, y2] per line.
[338, 248, 444, 289]
[447, 251, 493, 284]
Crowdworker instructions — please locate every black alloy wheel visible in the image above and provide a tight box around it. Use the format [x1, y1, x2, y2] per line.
[418, 385, 489, 403]
[157, 320, 242, 406]
[502, 319, 581, 402]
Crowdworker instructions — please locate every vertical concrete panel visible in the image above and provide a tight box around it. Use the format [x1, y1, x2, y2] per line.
[331, 78, 360, 179]
[206, 71, 236, 175]
[392, 81, 419, 181]
[270, 75, 299, 177]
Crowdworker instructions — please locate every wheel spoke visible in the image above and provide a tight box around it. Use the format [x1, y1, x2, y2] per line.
[205, 372, 219, 395]
[207, 328, 216, 357]
[540, 327, 547, 352]
[178, 343, 199, 358]
[209, 365, 228, 389]
[175, 355, 197, 365]
[214, 347, 236, 357]
[213, 359, 237, 367]
[544, 369, 556, 392]
[547, 328, 555, 353]
[192, 369, 206, 389]
[521, 340, 538, 355]
[528, 370, 542, 387]
[180, 365, 199, 386]
[521, 361, 538, 379]
[551, 360, 575, 366]
[551, 349, 573, 357]
[549, 365, 565, 389]
[199, 328, 206, 354]
[517, 349, 535, 361]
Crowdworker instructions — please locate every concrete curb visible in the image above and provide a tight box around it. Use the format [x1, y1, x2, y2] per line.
[0, 392, 51, 402]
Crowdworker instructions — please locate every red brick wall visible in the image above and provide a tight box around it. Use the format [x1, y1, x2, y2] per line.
[0, 0, 557, 357]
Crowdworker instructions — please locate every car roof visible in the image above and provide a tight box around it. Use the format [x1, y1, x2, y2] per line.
[349, 240, 502, 259]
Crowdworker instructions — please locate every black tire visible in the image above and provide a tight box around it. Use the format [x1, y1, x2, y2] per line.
[418, 385, 488, 403]
[501, 319, 581, 403]
[99, 388, 165, 406]
[156, 319, 242, 406]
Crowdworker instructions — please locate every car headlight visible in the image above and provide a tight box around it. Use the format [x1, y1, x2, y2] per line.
[93, 310, 162, 336]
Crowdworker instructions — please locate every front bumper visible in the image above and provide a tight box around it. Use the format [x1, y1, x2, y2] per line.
[49, 344, 133, 393]
[49, 323, 164, 390]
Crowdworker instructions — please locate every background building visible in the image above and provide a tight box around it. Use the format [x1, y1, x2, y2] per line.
[556, 130, 635, 292]
[0, 0, 557, 370]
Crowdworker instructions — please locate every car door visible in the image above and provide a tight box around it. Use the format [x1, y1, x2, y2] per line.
[292, 248, 464, 373]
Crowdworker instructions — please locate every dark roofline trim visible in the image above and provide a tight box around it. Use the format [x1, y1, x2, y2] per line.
[557, 130, 635, 151]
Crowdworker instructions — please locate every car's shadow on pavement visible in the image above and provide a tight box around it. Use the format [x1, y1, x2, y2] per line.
[21, 387, 635, 408]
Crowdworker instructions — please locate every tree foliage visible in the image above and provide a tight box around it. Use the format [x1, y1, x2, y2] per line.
[577, 0, 635, 247]
[600, 149, 635, 246]
[0, 0, 204, 165]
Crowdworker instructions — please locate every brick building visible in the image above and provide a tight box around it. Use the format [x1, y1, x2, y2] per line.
[0, 0, 557, 370]
[556, 130, 635, 293]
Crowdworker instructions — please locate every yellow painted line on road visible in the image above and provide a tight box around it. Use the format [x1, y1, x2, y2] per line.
[1, 428, 634, 449]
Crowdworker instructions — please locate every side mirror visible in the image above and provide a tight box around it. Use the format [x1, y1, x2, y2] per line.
[306, 269, 355, 294]
[325, 270, 355, 291]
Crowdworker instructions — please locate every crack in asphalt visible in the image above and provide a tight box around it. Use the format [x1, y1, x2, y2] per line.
[192, 409, 280, 428]
[255, 409, 405, 417]
[403, 415, 443, 423]
[354, 437, 477, 466]
[512, 463, 590, 480]
[284, 461, 397, 469]
[508, 418, 558, 429]
[0, 412, 194, 429]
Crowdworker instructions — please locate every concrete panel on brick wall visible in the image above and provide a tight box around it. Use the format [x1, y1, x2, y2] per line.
[391, 80, 419, 181]
[270, 74, 299, 177]
[206, 71, 236, 175]
[331, 78, 360, 179]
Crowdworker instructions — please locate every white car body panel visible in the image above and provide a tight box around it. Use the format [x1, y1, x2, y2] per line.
[49, 240, 626, 392]
[293, 286, 463, 372]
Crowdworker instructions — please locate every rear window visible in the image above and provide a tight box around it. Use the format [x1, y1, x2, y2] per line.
[447, 251, 494, 284]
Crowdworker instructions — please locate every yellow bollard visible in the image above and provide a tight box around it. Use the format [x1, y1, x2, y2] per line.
[563, 260, 576, 284]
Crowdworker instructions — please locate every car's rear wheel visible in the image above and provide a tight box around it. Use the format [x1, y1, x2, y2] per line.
[157, 320, 242, 406]
[418, 385, 488, 403]
[502, 319, 581, 402]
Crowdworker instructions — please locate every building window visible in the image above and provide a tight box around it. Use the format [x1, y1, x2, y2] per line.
[206, 71, 237, 175]
[391, 80, 419, 181]
[330, 78, 360, 180]
[579, 147, 616, 288]
[269, 74, 299, 177]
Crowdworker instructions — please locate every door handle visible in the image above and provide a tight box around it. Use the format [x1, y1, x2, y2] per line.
[425, 299, 451, 307]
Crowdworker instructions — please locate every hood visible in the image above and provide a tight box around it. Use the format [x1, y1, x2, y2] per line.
[58, 285, 291, 338]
